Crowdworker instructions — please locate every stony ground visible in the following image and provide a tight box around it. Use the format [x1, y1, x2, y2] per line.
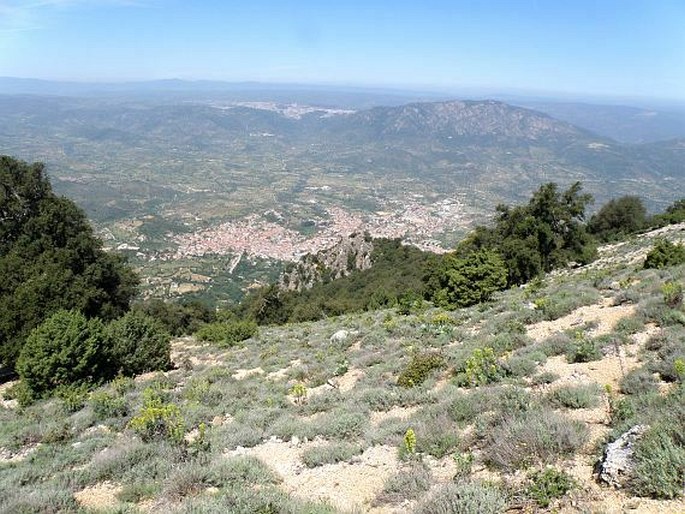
[1, 223, 685, 513]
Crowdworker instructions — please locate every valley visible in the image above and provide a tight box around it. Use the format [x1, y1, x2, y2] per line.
[1, 92, 685, 303]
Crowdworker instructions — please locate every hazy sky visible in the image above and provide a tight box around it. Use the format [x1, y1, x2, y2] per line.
[1, 0, 684, 100]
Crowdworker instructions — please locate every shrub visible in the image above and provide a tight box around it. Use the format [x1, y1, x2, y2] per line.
[106, 311, 171, 377]
[129, 387, 185, 443]
[397, 352, 445, 387]
[547, 383, 601, 409]
[129, 402, 185, 443]
[415, 481, 507, 514]
[483, 408, 587, 471]
[566, 333, 601, 363]
[55, 383, 90, 412]
[456, 347, 502, 387]
[374, 462, 431, 505]
[503, 355, 538, 378]
[301, 442, 362, 467]
[16, 310, 109, 396]
[526, 467, 575, 507]
[644, 239, 685, 269]
[91, 390, 129, 419]
[588, 195, 647, 242]
[662, 281, 684, 308]
[316, 409, 368, 440]
[195, 319, 258, 346]
[630, 428, 685, 499]
[620, 368, 658, 395]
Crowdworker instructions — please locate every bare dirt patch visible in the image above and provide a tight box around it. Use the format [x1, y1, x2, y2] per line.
[232, 367, 265, 380]
[527, 298, 635, 343]
[226, 438, 399, 511]
[74, 481, 122, 510]
[370, 406, 418, 426]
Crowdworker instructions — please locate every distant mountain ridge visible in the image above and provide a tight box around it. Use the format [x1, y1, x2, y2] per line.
[1, 93, 684, 229]
[336, 100, 589, 142]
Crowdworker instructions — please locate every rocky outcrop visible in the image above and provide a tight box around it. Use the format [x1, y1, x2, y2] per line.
[598, 424, 649, 488]
[279, 232, 374, 292]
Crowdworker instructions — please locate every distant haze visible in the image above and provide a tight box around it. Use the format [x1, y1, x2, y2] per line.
[1, 1, 684, 101]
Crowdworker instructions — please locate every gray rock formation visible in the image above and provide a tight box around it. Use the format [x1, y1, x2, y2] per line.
[279, 232, 374, 291]
[598, 424, 649, 488]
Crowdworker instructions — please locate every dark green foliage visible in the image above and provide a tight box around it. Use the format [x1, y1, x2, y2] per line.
[134, 299, 216, 336]
[397, 352, 445, 387]
[16, 310, 109, 396]
[106, 311, 171, 376]
[588, 195, 647, 242]
[0, 156, 138, 369]
[455, 182, 596, 286]
[526, 467, 575, 507]
[650, 198, 685, 227]
[195, 319, 258, 346]
[643, 239, 685, 269]
[427, 249, 508, 309]
[240, 239, 432, 325]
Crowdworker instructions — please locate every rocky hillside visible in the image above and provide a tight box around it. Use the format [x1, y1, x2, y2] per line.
[335, 100, 591, 143]
[1, 223, 684, 513]
[279, 232, 374, 292]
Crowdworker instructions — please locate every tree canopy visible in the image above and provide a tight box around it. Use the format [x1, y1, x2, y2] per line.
[455, 182, 596, 286]
[0, 156, 138, 369]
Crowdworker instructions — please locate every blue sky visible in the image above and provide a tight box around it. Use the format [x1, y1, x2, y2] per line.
[1, 0, 684, 100]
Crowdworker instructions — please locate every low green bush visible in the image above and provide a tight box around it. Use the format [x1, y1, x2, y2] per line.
[526, 467, 575, 507]
[630, 428, 685, 499]
[455, 347, 502, 387]
[644, 239, 685, 269]
[415, 480, 507, 514]
[128, 386, 185, 443]
[195, 319, 258, 346]
[129, 402, 185, 443]
[483, 408, 587, 471]
[91, 390, 129, 419]
[301, 442, 362, 467]
[55, 383, 90, 412]
[620, 368, 659, 395]
[374, 462, 431, 505]
[397, 352, 445, 387]
[547, 383, 601, 409]
[566, 333, 601, 363]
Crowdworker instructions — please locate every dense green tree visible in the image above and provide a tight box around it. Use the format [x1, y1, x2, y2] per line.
[588, 195, 647, 241]
[0, 156, 138, 369]
[16, 310, 109, 396]
[428, 249, 507, 308]
[453, 182, 596, 286]
[651, 198, 685, 228]
[105, 311, 171, 376]
[133, 299, 215, 336]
